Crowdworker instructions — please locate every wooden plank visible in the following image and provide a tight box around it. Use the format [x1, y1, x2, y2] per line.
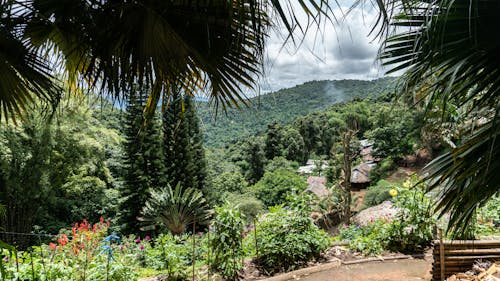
[432, 249, 500, 255]
[445, 255, 500, 261]
[440, 229, 445, 281]
[433, 240, 500, 247]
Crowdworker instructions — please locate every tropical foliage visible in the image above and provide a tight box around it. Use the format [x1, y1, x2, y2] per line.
[139, 184, 211, 235]
[0, 0, 334, 122]
[0, 95, 122, 245]
[379, 0, 500, 235]
[209, 204, 246, 280]
[254, 206, 330, 274]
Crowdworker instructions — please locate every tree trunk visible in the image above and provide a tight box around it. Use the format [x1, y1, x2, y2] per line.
[341, 130, 355, 225]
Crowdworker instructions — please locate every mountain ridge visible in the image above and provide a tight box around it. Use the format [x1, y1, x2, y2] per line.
[197, 77, 397, 147]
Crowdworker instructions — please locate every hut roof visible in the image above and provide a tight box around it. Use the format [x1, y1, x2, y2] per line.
[350, 163, 376, 183]
[305, 176, 329, 197]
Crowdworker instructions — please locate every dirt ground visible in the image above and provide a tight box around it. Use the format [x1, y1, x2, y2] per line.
[293, 258, 433, 281]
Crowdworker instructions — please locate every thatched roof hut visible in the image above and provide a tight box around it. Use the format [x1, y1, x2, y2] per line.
[350, 163, 376, 189]
[305, 176, 329, 197]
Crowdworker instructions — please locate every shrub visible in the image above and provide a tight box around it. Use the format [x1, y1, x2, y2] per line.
[338, 178, 436, 256]
[254, 206, 330, 274]
[338, 219, 391, 255]
[227, 193, 265, 222]
[362, 180, 394, 209]
[208, 171, 249, 205]
[386, 179, 435, 253]
[143, 234, 190, 280]
[209, 204, 245, 280]
[252, 169, 307, 207]
[369, 157, 396, 183]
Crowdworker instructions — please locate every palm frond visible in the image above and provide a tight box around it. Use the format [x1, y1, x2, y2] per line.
[1, 0, 336, 121]
[380, 0, 500, 236]
[0, 3, 60, 122]
[422, 118, 500, 236]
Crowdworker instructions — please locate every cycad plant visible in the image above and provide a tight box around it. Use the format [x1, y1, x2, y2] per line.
[139, 184, 211, 235]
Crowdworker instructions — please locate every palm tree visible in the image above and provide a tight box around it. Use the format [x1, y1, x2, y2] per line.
[139, 184, 211, 235]
[0, 3, 60, 123]
[0, 0, 331, 121]
[378, 0, 500, 235]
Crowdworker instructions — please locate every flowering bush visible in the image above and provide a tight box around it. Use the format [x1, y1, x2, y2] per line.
[1, 218, 138, 281]
[338, 178, 436, 255]
[386, 179, 435, 253]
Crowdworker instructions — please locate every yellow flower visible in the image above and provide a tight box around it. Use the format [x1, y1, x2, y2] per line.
[389, 189, 398, 197]
[402, 181, 411, 188]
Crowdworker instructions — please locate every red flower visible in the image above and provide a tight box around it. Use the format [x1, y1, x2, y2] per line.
[57, 234, 68, 246]
[79, 219, 89, 231]
[100, 216, 104, 224]
[49, 243, 57, 250]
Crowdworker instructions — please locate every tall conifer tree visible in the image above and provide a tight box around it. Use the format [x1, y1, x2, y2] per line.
[163, 91, 206, 192]
[119, 88, 164, 234]
[184, 94, 207, 192]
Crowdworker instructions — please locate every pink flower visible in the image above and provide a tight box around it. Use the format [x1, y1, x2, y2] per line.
[3, 257, 9, 263]
[135, 237, 141, 243]
[140, 245, 145, 250]
[144, 235, 151, 241]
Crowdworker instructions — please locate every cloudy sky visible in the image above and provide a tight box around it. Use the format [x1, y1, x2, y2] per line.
[258, 1, 385, 93]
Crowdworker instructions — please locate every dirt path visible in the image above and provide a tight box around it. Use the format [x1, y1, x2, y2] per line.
[294, 258, 432, 281]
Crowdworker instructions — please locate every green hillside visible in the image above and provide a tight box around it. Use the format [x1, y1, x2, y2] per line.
[197, 77, 396, 147]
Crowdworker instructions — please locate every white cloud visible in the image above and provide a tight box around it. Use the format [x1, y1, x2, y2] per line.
[258, 3, 386, 93]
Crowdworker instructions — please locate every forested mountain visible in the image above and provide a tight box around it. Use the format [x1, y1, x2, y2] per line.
[197, 77, 396, 147]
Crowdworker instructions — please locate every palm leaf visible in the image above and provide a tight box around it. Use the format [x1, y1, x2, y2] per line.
[422, 118, 500, 236]
[1, 0, 336, 121]
[379, 0, 500, 236]
[0, 3, 60, 122]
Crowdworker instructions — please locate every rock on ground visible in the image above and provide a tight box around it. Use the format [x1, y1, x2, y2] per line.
[353, 201, 399, 226]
